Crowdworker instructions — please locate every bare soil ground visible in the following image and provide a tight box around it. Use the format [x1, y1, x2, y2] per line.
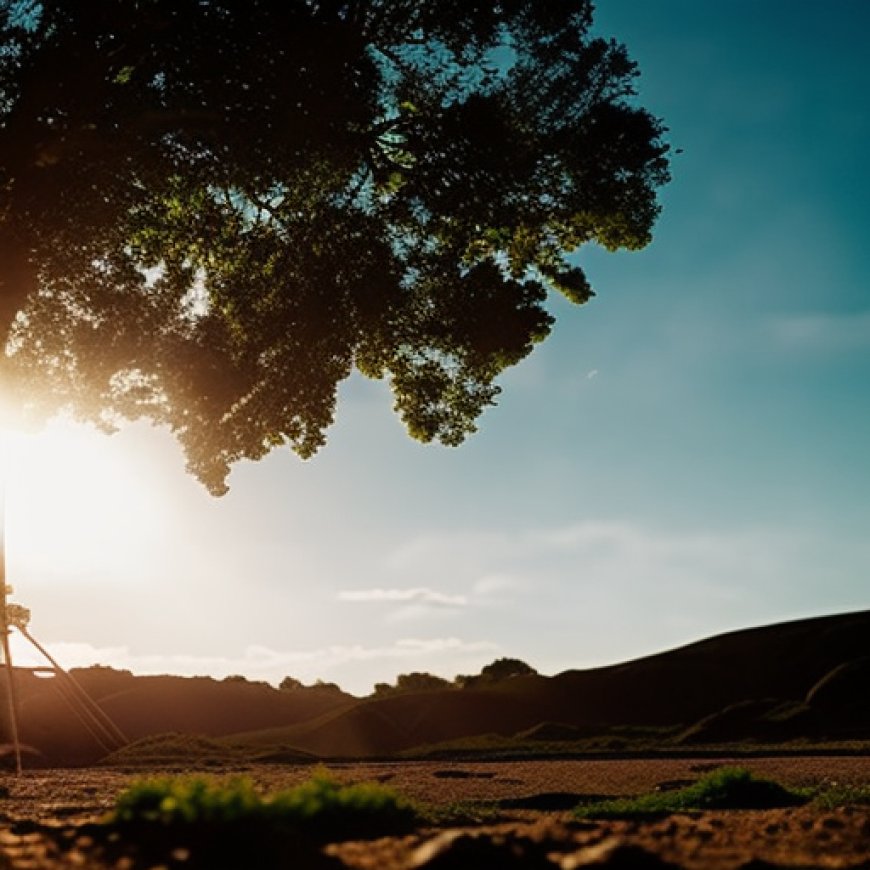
[0, 756, 868, 868]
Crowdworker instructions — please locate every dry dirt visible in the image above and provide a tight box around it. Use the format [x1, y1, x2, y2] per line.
[0, 756, 867, 868]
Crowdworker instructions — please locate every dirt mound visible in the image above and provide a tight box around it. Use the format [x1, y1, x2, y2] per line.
[99, 732, 245, 768]
[676, 699, 816, 745]
[516, 722, 598, 742]
[806, 657, 870, 722]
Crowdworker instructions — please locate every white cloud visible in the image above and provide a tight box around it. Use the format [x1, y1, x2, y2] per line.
[375, 520, 810, 659]
[586, 368, 599, 380]
[769, 310, 870, 351]
[472, 573, 522, 596]
[337, 587, 467, 606]
[19, 518, 860, 696]
[384, 532, 507, 575]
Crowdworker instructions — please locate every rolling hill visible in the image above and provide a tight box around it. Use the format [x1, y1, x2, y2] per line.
[227, 610, 870, 757]
[4, 609, 869, 765]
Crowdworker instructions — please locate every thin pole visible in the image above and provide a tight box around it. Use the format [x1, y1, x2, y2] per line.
[0, 487, 23, 775]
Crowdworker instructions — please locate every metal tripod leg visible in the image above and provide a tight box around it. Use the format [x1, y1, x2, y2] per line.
[0, 627, 22, 775]
[0, 490, 22, 775]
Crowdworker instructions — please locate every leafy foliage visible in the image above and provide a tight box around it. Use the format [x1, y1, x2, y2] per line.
[574, 767, 808, 819]
[0, 1, 669, 492]
[109, 771, 416, 866]
[417, 798, 502, 826]
[113, 770, 414, 833]
[373, 670, 453, 696]
[279, 675, 305, 691]
[456, 656, 538, 687]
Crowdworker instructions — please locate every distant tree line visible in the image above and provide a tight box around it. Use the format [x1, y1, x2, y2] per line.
[277, 676, 343, 693]
[369, 657, 538, 698]
[70, 659, 538, 697]
[276, 658, 537, 698]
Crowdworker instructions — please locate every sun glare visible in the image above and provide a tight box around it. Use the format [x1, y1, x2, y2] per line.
[1, 419, 167, 586]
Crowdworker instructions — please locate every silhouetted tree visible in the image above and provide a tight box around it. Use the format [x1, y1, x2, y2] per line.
[371, 671, 453, 696]
[458, 657, 537, 687]
[397, 671, 452, 692]
[481, 657, 537, 681]
[0, 1, 669, 492]
[278, 675, 305, 691]
[312, 678, 343, 693]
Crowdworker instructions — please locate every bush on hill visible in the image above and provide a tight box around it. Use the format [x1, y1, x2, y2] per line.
[279, 676, 305, 691]
[456, 657, 538, 688]
[372, 672, 453, 696]
[371, 659, 538, 696]
[676, 698, 816, 745]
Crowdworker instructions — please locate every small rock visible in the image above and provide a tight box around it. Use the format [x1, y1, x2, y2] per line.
[735, 860, 791, 869]
[560, 837, 680, 869]
[410, 831, 552, 869]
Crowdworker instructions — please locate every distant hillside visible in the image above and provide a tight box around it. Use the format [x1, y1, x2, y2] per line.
[4, 610, 869, 765]
[11, 671, 354, 765]
[230, 610, 870, 757]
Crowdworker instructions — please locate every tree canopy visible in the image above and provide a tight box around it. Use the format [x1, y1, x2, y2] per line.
[0, 0, 669, 493]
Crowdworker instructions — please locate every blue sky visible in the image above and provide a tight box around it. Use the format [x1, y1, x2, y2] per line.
[5, 1, 869, 694]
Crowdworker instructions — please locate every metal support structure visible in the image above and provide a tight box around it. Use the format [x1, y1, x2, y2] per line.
[0, 491, 127, 772]
[0, 493, 23, 774]
[20, 627, 128, 750]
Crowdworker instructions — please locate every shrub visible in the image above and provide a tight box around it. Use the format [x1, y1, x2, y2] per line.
[480, 657, 537, 681]
[279, 675, 305, 691]
[457, 658, 537, 688]
[575, 767, 807, 819]
[373, 672, 454, 696]
[108, 772, 417, 868]
[265, 772, 417, 840]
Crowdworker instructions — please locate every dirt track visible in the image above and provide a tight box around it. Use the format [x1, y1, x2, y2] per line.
[0, 756, 868, 868]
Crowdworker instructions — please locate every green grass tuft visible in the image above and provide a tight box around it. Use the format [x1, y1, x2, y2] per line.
[112, 775, 261, 826]
[811, 783, 870, 810]
[417, 799, 502, 826]
[574, 766, 808, 819]
[112, 770, 416, 835]
[108, 771, 417, 867]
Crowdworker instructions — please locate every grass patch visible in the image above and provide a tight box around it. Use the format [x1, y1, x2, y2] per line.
[575, 767, 808, 819]
[402, 725, 681, 760]
[112, 770, 416, 837]
[106, 771, 417, 868]
[418, 799, 502, 826]
[811, 783, 870, 810]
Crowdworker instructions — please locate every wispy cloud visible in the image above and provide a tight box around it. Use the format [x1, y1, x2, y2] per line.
[769, 310, 870, 351]
[375, 520, 824, 658]
[338, 587, 467, 607]
[472, 573, 523, 597]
